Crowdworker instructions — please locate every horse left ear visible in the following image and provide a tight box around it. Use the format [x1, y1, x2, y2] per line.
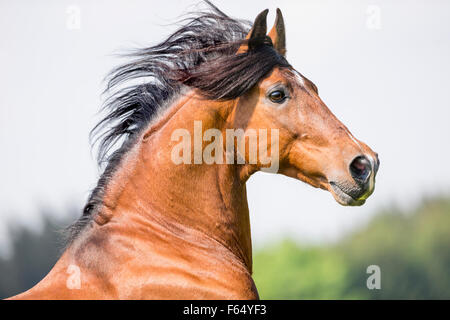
[237, 9, 269, 54]
[268, 8, 286, 56]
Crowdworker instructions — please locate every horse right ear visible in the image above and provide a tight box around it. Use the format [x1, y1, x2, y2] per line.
[268, 9, 286, 56]
[237, 9, 269, 54]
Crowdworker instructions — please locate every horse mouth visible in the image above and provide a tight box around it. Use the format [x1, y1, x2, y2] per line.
[328, 181, 366, 206]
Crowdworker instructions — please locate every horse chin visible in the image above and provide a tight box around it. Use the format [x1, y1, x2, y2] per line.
[328, 182, 366, 207]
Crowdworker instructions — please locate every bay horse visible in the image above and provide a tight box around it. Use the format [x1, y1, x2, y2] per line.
[9, 3, 379, 299]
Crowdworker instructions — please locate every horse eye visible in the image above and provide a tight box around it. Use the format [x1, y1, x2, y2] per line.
[268, 90, 286, 103]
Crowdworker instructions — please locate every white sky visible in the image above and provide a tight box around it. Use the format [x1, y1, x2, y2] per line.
[1, 0, 450, 254]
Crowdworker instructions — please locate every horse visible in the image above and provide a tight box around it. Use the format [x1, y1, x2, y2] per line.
[9, 3, 379, 299]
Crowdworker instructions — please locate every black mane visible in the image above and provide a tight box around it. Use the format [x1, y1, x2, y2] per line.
[64, 1, 290, 245]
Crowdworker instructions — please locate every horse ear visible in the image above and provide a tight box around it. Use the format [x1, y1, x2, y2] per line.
[237, 9, 269, 54]
[268, 8, 286, 56]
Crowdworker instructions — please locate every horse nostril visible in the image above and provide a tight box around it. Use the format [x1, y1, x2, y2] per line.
[349, 156, 372, 183]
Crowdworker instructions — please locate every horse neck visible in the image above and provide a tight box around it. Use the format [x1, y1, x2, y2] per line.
[95, 92, 253, 272]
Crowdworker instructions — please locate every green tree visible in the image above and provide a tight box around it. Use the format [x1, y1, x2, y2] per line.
[0, 208, 76, 299]
[253, 197, 450, 299]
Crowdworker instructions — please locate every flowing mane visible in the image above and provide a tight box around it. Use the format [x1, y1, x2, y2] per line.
[64, 2, 290, 246]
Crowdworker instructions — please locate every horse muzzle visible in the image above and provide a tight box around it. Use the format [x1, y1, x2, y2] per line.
[328, 154, 379, 206]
